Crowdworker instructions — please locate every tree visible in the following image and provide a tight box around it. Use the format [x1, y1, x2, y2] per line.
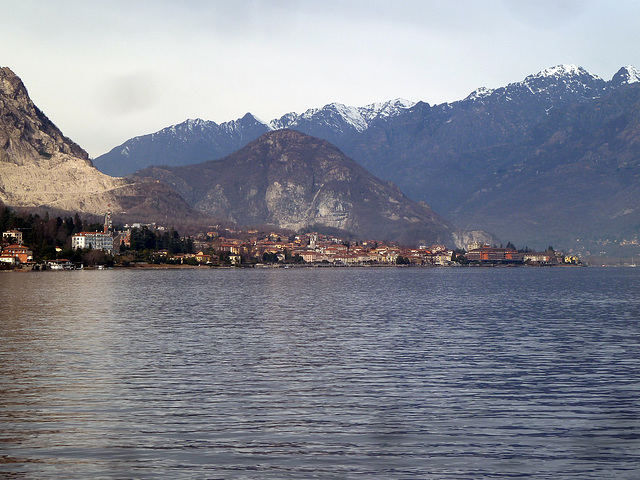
[262, 251, 279, 263]
[130, 226, 156, 251]
[73, 213, 83, 234]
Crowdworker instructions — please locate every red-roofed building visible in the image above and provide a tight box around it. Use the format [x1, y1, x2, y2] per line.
[1, 244, 33, 264]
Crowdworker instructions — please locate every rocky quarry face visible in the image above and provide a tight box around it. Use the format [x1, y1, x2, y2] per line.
[0, 67, 192, 221]
[0, 67, 129, 212]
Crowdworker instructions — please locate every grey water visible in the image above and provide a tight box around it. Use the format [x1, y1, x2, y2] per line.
[1, 267, 639, 479]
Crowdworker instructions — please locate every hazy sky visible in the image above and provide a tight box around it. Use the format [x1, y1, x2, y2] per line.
[3, 1, 639, 157]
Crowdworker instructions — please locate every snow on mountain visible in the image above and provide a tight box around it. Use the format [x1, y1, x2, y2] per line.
[464, 87, 494, 102]
[534, 64, 593, 79]
[114, 63, 638, 150]
[518, 65, 605, 95]
[360, 98, 416, 121]
[95, 63, 640, 178]
[269, 112, 298, 130]
[269, 98, 415, 132]
[621, 65, 640, 83]
[610, 65, 640, 87]
[457, 64, 610, 108]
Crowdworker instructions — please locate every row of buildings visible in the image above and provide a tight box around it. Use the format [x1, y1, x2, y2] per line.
[185, 231, 579, 266]
[1, 220, 579, 267]
[195, 233, 457, 266]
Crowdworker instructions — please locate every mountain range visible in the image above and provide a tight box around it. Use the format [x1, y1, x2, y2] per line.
[95, 65, 640, 250]
[4, 63, 640, 253]
[0, 67, 469, 246]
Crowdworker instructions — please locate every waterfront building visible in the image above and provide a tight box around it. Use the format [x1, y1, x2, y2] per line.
[71, 231, 115, 253]
[466, 247, 523, 264]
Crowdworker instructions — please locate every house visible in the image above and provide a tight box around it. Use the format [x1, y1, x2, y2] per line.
[0, 252, 17, 265]
[195, 251, 212, 263]
[564, 255, 580, 264]
[298, 250, 324, 263]
[331, 253, 358, 265]
[523, 252, 554, 264]
[434, 251, 454, 265]
[46, 259, 76, 270]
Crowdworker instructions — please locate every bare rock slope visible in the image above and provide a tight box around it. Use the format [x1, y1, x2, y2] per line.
[0, 67, 191, 220]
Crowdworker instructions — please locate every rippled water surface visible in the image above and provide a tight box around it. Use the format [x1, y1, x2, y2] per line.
[1, 267, 639, 479]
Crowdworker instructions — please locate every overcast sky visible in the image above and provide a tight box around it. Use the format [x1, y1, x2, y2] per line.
[3, 0, 639, 157]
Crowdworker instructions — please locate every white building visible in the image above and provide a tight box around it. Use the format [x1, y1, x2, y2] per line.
[3, 230, 23, 245]
[72, 231, 114, 253]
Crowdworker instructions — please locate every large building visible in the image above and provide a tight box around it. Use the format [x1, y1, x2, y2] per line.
[71, 231, 115, 253]
[466, 246, 523, 264]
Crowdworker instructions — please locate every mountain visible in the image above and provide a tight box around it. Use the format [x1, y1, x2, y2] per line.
[339, 64, 622, 214]
[0, 67, 195, 222]
[452, 81, 640, 247]
[133, 129, 468, 246]
[96, 65, 640, 249]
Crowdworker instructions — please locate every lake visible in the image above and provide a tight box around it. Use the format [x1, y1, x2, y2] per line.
[1, 267, 639, 479]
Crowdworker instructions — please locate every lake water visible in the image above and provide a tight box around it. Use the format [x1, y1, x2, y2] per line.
[1, 267, 639, 479]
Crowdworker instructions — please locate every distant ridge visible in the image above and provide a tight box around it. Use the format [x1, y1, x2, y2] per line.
[93, 65, 640, 179]
[93, 99, 416, 176]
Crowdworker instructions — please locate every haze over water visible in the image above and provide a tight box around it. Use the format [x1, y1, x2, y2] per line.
[1, 267, 639, 479]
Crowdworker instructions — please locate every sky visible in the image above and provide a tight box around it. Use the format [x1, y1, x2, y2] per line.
[3, 0, 639, 158]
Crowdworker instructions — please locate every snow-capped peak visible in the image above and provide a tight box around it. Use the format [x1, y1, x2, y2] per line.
[524, 64, 603, 84]
[360, 98, 415, 121]
[537, 64, 585, 78]
[325, 102, 369, 131]
[611, 65, 640, 85]
[270, 99, 415, 132]
[464, 86, 494, 102]
[185, 118, 205, 127]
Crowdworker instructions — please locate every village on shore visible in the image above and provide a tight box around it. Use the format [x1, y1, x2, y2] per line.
[1, 208, 582, 270]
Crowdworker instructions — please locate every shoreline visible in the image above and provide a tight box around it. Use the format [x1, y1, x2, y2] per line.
[3, 262, 588, 272]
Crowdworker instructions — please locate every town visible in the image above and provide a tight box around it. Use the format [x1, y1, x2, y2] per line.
[0, 208, 581, 270]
